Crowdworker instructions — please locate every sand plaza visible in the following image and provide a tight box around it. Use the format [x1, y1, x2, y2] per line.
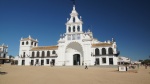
[0, 65, 150, 84]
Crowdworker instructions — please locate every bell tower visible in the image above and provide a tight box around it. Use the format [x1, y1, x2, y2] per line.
[19, 35, 38, 58]
[66, 5, 83, 34]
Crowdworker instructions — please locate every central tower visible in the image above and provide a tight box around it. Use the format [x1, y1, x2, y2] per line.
[66, 5, 83, 35]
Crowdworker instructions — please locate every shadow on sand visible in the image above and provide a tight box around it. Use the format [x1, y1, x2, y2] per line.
[0, 72, 8, 75]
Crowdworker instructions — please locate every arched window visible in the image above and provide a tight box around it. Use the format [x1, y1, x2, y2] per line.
[73, 17, 75, 22]
[26, 41, 28, 45]
[95, 48, 100, 56]
[73, 26, 75, 32]
[68, 27, 71, 32]
[22, 42, 24, 45]
[102, 48, 106, 55]
[31, 42, 33, 45]
[34, 43, 36, 46]
[42, 51, 45, 58]
[52, 50, 56, 54]
[108, 47, 113, 55]
[47, 51, 50, 57]
[37, 51, 40, 57]
[32, 52, 34, 57]
[77, 26, 80, 31]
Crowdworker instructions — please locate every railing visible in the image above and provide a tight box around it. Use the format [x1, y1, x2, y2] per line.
[93, 54, 114, 56]
[29, 54, 58, 58]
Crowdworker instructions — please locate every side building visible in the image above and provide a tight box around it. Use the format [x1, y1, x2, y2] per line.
[18, 5, 119, 66]
[0, 44, 9, 64]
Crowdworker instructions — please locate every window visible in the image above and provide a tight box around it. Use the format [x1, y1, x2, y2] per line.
[108, 47, 113, 55]
[46, 59, 49, 64]
[73, 17, 75, 22]
[31, 42, 33, 45]
[73, 26, 75, 32]
[26, 41, 28, 45]
[4, 48, 7, 52]
[47, 51, 50, 57]
[95, 48, 100, 56]
[36, 59, 39, 64]
[42, 51, 45, 58]
[102, 58, 106, 63]
[31, 60, 34, 65]
[32, 52, 34, 57]
[102, 48, 106, 55]
[68, 27, 71, 32]
[95, 58, 100, 65]
[22, 42, 24, 45]
[52, 50, 56, 54]
[37, 51, 40, 57]
[77, 26, 80, 31]
[109, 58, 113, 65]
[34, 43, 36, 46]
[68, 35, 71, 40]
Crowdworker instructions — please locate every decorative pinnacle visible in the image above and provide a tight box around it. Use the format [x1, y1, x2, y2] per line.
[73, 5, 75, 10]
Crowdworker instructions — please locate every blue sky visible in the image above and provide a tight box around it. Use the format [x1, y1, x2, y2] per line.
[0, 0, 150, 61]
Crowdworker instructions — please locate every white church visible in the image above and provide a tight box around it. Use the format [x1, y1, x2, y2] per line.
[18, 5, 119, 66]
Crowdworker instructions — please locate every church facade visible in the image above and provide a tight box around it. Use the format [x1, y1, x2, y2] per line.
[18, 5, 119, 66]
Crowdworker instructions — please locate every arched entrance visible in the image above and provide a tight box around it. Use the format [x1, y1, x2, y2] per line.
[73, 54, 80, 65]
[65, 42, 83, 66]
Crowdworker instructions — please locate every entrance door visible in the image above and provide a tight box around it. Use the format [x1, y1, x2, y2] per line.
[51, 59, 55, 66]
[36, 59, 39, 65]
[109, 58, 113, 65]
[95, 58, 100, 65]
[1, 59, 5, 64]
[73, 54, 80, 65]
[41, 60, 44, 65]
[31, 60, 34, 65]
[22, 60, 25, 65]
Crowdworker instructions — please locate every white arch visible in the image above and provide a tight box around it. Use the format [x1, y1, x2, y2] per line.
[66, 42, 83, 53]
[64, 42, 84, 66]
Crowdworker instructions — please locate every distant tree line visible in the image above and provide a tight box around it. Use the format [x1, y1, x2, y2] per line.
[139, 59, 150, 65]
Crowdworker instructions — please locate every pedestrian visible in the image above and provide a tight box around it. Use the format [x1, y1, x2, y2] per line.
[82, 61, 84, 66]
[145, 64, 147, 69]
[137, 64, 139, 69]
[85, 63, 88, 69]
[94, 61, 97, 66]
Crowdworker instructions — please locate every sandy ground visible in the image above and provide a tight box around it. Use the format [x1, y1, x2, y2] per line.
[0, 65, 150, 84]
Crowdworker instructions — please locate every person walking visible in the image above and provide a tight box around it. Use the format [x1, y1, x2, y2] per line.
[145, 64, 147, 69]
[85, 63, 88, 69]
